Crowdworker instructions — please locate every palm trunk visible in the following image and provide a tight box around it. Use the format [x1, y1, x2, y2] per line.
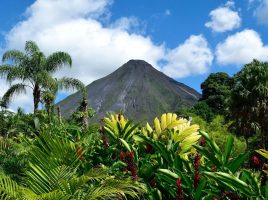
[57, 106, 62, 123]
[46, 100, 52, 123]
[33, 84, 40, 114]
[80, 97, 89, 131]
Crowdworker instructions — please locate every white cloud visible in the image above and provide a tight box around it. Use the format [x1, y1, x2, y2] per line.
[216, 29, 268, 65]
[162, 35, 213, 78]
[253, 0, 268, 25]
[110, 16, 146, 34]
[205, 1, 241, 32]
[1, 0, 213, 112]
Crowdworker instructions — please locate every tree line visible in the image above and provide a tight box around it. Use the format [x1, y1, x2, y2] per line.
[191, 59, 268, 149]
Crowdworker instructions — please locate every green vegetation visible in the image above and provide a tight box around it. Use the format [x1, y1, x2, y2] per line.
[0, 43, 267, 199]
[228, 59, 268, 148]
[0, 111, 267, 199]
[0, 41, 85, 114]
[200, 72, 233, 115]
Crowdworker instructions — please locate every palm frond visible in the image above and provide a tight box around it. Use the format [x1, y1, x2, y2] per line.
[36, 71, 57, 91]
[25, 128, 80, 194]
[57, 77, 86, 96]
[2, 50, 27, 65]
[25, 41, 40, 55]
[23, 189, 68, 200]
[2, 84, 28, 107]
[86, 178, 144, 200]
[0, 65, 25, 83]
[26, 164, 76, 195]
[84, 168, 110, 182]
[0, 175, 20, 199]
[45, 52, 72, 73]
[54, 169, 108, 198]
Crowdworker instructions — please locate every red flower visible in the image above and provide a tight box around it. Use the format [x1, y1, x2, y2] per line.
[176, 178, 184, 200]
[119, 152, 125, 160]
[101, 126, 108, 148]
[129, 151, 134, 158]
[124, 151, 138, 181]
[194, 153, 201, 190]
[118, 113, 121, 121]
[200, 137, 205, 146]
[253, 156, 260, 166]
[176, 178, 181, 187]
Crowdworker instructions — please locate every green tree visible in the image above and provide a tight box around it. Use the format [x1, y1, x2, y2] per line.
[201, 72, 234, 114]
[190, 101, 215, 122]
[0, 41, 84, 114]
[228, 59, 268, 148]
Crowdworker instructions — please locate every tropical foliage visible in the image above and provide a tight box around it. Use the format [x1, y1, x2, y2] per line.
[200, 72, 234, 115]
[228, 59, 268, 149]
[0, 109, 267, 199]
[0, 43, 267, 199]
[0, 41, 85, 114]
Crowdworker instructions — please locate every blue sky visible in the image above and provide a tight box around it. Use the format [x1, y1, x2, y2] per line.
[0, 0, 268, 111]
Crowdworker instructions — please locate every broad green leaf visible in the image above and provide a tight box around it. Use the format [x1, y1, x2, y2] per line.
[157, 169, 179, 179]
[199, 131, 221, 156]
[228, 151, 249, 173]
[194, 179, 206, 200]
[119, 138, 131, 152]
[223, 136, 234, 165]
[193, 145, 222, 167]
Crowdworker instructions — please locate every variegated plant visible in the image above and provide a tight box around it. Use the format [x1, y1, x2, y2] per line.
[103, 113, 139, 142]
[140, 113, 200, 158]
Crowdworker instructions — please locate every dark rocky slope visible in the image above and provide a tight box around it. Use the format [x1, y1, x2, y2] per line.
[56, 60, 201, 122]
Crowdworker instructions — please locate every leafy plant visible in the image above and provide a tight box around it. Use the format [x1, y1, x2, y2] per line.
[0, 41, 85, 114]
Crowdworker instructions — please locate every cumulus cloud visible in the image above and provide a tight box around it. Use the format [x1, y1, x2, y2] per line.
[1, 0, 213, 112]
[162, 35, 213, 78]
[216, 29, 268, 65]
[205, 1, 241, 32]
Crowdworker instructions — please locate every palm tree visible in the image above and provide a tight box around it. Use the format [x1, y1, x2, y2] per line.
[0, 41, 84, 114]
[42, 77, 86, 121]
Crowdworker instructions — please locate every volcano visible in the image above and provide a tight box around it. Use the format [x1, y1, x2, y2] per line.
[56, 60, 201, 122]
